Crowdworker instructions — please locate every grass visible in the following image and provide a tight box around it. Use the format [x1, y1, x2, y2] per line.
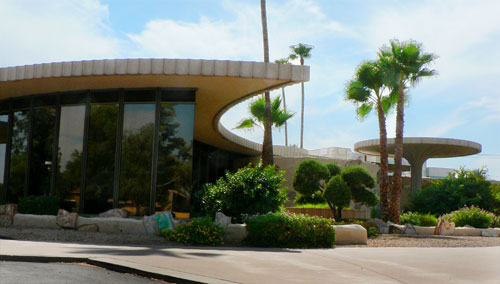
[293, 203, 330, 209]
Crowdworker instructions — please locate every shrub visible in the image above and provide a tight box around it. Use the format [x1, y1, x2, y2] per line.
[341, 166, 377, 206]
[202, 161, 287, 222]
[295, 190, 325, 205]
[18, 195, 60, 215]
[400, 212, 438, 226]
[293, 159, 330, 198]
[408, 168, 497, 215]
[324, 176, 351, 220]
[160, 217, 224, 246]
[326, 163, 341, 177]
[245, 212, 335, 248]
[441, 206, 495, 228]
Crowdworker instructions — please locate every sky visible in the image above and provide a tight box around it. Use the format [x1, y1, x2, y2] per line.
[1, 0, 499, 179]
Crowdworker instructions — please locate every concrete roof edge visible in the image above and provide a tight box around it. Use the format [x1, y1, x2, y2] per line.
[0, 59, 310, 83]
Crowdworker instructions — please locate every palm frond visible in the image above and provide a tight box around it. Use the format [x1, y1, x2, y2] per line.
[234, 118, 258, 130]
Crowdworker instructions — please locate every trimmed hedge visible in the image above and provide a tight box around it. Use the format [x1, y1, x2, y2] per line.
[244, 212, 335, 248]
[160, 217, 225, 246]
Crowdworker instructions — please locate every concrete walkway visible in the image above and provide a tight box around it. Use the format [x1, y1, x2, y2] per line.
[1, 240, 499, 284]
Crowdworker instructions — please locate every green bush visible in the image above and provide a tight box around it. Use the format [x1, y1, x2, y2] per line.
[18, 195, 60, 215]
[202, 161, 287, 223]
[408, 168, 497, 215]
[441, 206, 495, 228]
[160, 217, 224, 246]
[244, 212, 335, 248]
[326, 163, 341, 177]
[295, 190, 325, 205]
[341, 166, 377, 206]
[293, 159, 330, 198]
[400, 212, 438, 226]
[324, 176, 351, 221]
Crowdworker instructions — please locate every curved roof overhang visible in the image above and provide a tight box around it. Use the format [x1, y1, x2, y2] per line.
[0, 59, 309, 155]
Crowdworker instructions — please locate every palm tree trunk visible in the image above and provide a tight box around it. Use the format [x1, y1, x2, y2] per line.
[377, 100, 390, 221]
[300, 81, 304, 148]
[260, 0, 273, 166]
[390, 82, 405, 224]
[281, 87, 288, 146]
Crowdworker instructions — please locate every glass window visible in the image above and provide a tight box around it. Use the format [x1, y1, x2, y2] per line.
[29, 107, 56, 196]
[119, 104, 155, 216]
[8, 110, 29, 202]
[0, 114, 8, 198]
[84, 104, 118, 214]
[156, 104, 194, 212]
[56, 106, 85, 212]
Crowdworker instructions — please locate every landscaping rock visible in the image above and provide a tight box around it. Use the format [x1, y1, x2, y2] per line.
[56, 209, 78, 229]
[224, 224, 248, 242]
[0, 204, 18, 216]
[77, 216, 146, 234]
[370, 218, 389, 234]
[414, 226, 435, 235]
[13, 214, 59, 230]
[143, 214, 159, 234]
[0, 215, 14, 227]
[434, 219, 455, 235]
[98, 208, 130, 218]
[454, 227, 482, 236]
[77, 224, 99, 232]
[481, 228, 500, 238]
[388, 223, 405, 234]
[404, 224, 417, 235]
[215, 212, 231, 228]
[333, 224, 368, 245]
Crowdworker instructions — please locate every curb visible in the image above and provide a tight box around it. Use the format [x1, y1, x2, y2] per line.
[0, 255, 237, 284]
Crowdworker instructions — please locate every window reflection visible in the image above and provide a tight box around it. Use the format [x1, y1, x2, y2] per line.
[85, 104, 118, 214]
[30, 107, 56, 196]
[156, 104, 194, 212]
[56, 106, 85, 211]
[0, 114, 8, 197]
[119, 104, 155, 216]
[8, 110, 29, 202]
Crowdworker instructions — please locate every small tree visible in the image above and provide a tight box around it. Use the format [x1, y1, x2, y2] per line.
[341, 166, 378, 207]
[326, 163, 342, 177]
[293, 159, 330, 204]
[324, 176, 351, 220]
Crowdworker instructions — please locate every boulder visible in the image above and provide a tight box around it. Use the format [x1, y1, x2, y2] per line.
[56, 209, 78, 229]
[77, 216, 146, 234]
[143, 214, 159, 234]
[481, 228, 500, 238]
[0, 204, 18, 216]
[98, 208, 130, 218]
[224, 224, 248, 242]
[370, 218, 389, 234]
[454, 227, 482, 236]
[333, 224, 368, 245]
[404, 224, 417, 235]
[215, 212, 231, 228]
[388, 223, 405, 234]
[434, 219, 455, 235]
[77, 224, 99, 232]
[13, 214, 59, 229]
[414, 226, 435, 236]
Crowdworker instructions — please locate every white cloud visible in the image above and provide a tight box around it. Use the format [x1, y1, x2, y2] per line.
[0, 0, 122, 67]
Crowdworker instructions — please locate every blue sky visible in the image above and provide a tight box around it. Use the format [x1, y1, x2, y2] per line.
[1, 0, 499, 179]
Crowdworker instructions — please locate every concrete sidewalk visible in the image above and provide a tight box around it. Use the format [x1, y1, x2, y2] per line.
[1, 240, 499, 284]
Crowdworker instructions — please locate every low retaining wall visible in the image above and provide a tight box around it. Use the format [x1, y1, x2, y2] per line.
[286, 208, 370, 220]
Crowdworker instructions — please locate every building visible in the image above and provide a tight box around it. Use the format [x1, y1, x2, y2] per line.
[0, 58, 309, 215]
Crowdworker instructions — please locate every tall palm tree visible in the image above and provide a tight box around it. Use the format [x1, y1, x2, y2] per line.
[289, 43, 313, 149]
[378, 39, 437, 224]
[274, 58, 291, 146]
[345, 61, 397, 221]
[260, 0, 273, 166]
[235, 96, 294, 131]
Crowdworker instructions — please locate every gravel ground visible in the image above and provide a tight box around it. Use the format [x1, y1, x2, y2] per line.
[1, 227, 499, 248]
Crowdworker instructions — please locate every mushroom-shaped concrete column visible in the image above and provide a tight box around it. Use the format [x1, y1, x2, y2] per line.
[354, 137, 481, 193]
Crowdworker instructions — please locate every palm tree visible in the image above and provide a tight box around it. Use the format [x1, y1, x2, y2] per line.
[378, 39, 437, 224]
[345, 60, 397, 221]
[235, 96, 294, 131]
[289, 43, 313, 149]
[274, 58, 291, 146]
[260, 0, 273, 166]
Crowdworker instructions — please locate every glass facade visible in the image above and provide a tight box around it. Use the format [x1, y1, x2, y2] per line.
[0, 88, 198, 216]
